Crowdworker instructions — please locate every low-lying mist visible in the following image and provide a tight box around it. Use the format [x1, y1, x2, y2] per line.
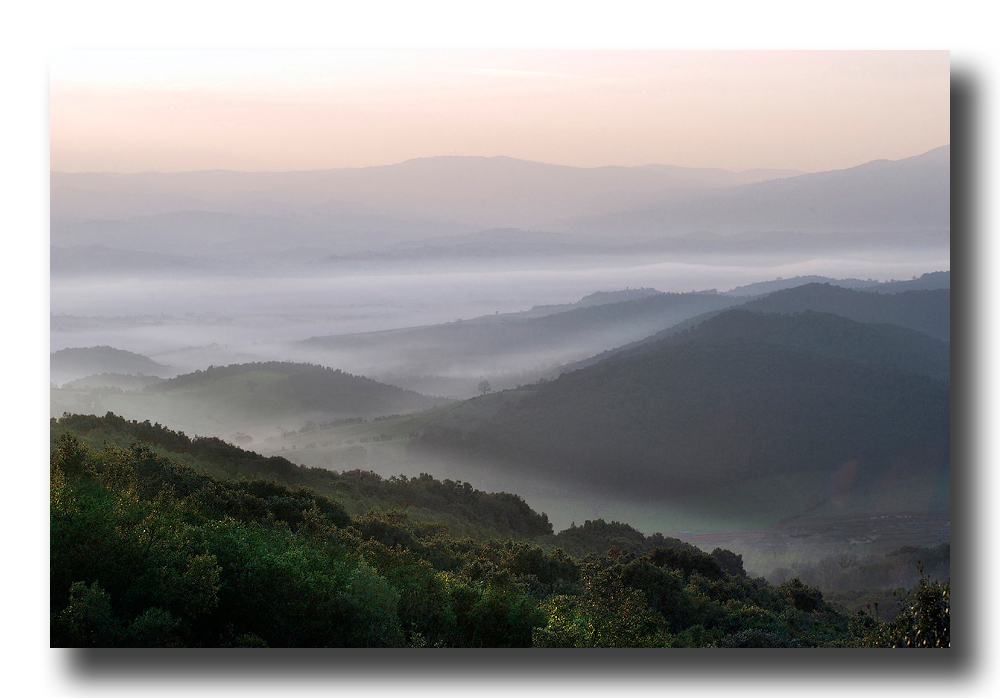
[52, 251, 948, 371]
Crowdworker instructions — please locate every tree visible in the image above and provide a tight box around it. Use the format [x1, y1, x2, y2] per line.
[477, 380, 492, 396]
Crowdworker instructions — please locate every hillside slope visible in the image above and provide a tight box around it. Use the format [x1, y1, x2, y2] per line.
[579, 309, 950, 383]
[51, 362, 451, 441]
[297, 291, 745, 396]
[415, 314, 950, 526]
[565, 282, 951, 372]
[52, 411, 899, 648]
[51, 346, 171, 386]
[742, 285, 950, 342]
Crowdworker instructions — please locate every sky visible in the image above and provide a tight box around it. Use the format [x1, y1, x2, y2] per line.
[50, 50, 950, 174]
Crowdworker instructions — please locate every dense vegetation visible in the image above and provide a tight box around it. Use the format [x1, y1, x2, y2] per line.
[610, 309, 950, 382]
[52, 413, 550, 540]
[415, 334, 950, 518]
[50, 414, 948, 647]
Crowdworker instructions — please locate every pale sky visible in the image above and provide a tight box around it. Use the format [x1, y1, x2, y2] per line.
[50, 50, 950, 174]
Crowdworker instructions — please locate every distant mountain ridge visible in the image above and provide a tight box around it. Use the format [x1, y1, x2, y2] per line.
[553, 146, 949, 241]
[723, 271, 950, 296]
[50, 150, 946, 262]
[51, 156, 804, 227]
[743, 284, 950, 342]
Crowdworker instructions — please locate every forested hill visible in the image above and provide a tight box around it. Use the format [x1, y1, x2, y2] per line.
[599, 309, 950, 383]
[49, 362, 452, 440]
[742, 284, 950, 342]
[50, 412, 948, 647]
[51, 411, 550, 540]
[415, 313, 950, 525]
[562, 281, 950, 373]
[147, 362, 448, 414]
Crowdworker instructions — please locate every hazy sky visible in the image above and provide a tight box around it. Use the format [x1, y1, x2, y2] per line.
[50, 50, 949, 174]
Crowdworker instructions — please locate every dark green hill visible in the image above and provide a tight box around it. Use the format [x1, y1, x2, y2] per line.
[415, 331, 949, 525]
[564, 284, 950, 380]
[630, 309, 950, 382]
[54, 412, 935, 648]
[51, 412, 550, 540]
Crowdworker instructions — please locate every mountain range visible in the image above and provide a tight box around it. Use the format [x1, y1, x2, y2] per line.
[412, 306, 950, 526]
[50, 147, 948, 265]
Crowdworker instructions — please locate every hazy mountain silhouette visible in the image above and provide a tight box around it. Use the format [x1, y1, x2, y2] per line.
[296, 291, 744, 395]
[51, 346, 170, 386]
[51, 156, 802, 229]
[51, 149, 944, 264]
[722, 271, 949, 297]
[553, 146, 949, 243]
[50, 362, 451, 440]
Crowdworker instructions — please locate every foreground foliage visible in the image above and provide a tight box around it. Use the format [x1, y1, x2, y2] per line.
[50, 415, 948, 647]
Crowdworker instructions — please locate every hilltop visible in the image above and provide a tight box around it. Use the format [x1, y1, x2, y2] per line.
[50, 361, 451, 442]
[412, 310, 950, 528]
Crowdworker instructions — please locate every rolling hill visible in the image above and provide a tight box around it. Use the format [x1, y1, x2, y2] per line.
[413, 310, 950, 527]
[51, 346, 171, 386]
[572, 308, 950, 383]
[741, 284, 950, 342]
[564, 279, 951, 372]
[50, 362, 452, 442]
[296, 291, 745, 396]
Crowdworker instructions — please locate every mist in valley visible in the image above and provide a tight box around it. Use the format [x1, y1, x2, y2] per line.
[50, 138, 951, 612]
[37, 46, 964, 653]
[51, 250, 949, 385]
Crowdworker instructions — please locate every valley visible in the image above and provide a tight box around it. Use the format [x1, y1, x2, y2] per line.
[51, 270, 951, 589]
